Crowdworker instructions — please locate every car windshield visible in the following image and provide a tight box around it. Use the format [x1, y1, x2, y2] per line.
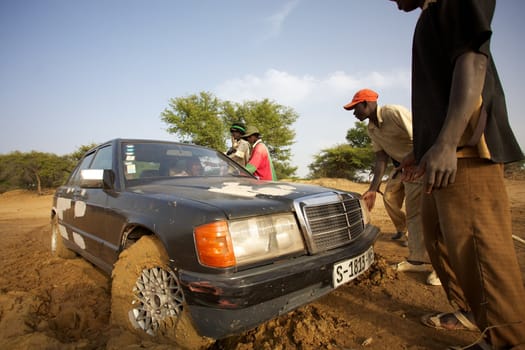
[121, 141, 251, 182]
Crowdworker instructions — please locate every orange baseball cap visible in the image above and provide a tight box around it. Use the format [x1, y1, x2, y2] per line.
[343, 89, 379, 110]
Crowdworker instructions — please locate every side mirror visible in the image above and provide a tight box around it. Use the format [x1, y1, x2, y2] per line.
[79, 169, 115, 190]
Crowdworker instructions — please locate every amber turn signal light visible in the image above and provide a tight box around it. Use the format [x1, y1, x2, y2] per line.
[194, 221, 236, 268]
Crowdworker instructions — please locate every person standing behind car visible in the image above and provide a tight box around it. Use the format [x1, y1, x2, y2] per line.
[390, 0, 525, 348]
[343, 89, 439, 286]
[226, 122, 251, 167]
[242, 126, 277, 181]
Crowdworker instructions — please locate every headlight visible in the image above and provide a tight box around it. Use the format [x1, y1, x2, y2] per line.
[194, 213, 305, 268]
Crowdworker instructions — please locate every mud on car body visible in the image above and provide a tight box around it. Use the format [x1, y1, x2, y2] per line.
[51, 138, 380, 349]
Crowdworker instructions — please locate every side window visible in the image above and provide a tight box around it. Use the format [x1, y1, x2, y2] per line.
[67, 152, 95, 186]
[123, 143, 162, 180]
[90, 145, 112, 169]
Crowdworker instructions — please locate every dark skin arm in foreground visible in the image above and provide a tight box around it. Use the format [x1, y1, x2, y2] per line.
[400, 51, 488, 193]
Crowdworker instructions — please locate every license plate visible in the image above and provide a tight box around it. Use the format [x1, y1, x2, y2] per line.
[332, 246, 375, 288]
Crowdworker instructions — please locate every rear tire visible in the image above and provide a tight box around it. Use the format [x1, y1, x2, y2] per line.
[50, 215, 77, 259]
[110, 235, 213, 349]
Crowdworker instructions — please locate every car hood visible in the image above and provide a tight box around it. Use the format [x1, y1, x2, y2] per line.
[127, 177, 355, 218]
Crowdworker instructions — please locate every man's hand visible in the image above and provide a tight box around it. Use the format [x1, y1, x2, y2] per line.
[417, 143, 457, 194]
[361, 191, 377, 211]
[398, 152, 418, 182]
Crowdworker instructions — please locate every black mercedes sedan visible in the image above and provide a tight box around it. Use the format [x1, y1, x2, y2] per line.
[51, 138, 379, 349]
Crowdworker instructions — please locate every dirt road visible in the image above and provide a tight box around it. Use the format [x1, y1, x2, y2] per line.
[0, 179, 523, 350]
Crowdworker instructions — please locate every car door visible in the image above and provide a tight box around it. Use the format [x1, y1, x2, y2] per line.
[75, 144, 124, 271]
[56, 151, 99, 252]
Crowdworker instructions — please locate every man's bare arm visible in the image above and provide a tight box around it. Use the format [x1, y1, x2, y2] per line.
[417, 51, 488, 193]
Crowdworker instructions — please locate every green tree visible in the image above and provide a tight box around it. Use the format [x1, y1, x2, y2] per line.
[223, 99, 298, 178]
[161, 92, 298, 179]
[0, 152, 22, 193]
[20, 151, 74, 194]
[161, 91, 227, 151]
[69, 143, 98, 162]
[308, 144, 374, 181]
[0, 143, 106, 194]
[308, 122, 374, 181]
[0, 151, 72, 194]
[346, 121, 371, 148]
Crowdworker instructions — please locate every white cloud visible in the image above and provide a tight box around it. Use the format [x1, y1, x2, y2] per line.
[215, 68, 411, 178]
[216, 69, 316, 104]
[216, 68, 410, 106]
[263, 0, 301, 39]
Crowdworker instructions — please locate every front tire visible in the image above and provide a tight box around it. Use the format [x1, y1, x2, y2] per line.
[110, 235, 213, 349]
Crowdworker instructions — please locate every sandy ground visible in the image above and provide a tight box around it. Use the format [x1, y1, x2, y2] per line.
[0, 178, 523, 350]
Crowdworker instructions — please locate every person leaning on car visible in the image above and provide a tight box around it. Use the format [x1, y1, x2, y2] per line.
[390, 0, 525, 348]
[226, 122, 251, 167]
[343, 88, 439, 286]
[242, 126, 277, 181]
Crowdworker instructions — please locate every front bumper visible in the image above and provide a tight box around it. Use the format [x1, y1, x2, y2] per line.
[179, 223, 380, 339]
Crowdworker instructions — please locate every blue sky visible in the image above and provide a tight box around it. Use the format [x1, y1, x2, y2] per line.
[1, 0, 523, 177]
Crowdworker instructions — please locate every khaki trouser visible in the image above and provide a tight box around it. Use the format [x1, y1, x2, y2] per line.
[384, 169, 428, 263]
[383, 169, 407, 233]
[403, 180, 428, 263]
[422, 158, 525, 348]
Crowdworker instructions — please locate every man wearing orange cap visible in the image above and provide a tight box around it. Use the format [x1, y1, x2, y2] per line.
[348, 90, 409, 245]
[343, 88, 439, 285]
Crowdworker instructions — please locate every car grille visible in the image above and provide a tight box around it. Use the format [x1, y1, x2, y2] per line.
[294, 193, 365, 254]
